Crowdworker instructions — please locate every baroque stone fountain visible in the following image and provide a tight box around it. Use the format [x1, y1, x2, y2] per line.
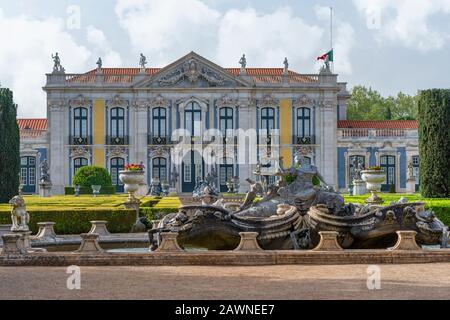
[149, 155, 448, 251]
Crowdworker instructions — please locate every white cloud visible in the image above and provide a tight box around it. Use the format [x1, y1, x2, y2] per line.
[0, 13, 90, 117]
[353, 0, 450, 52]
[0, 11, 121, 118]
[86, 25, 122, 67]
[216, 7, 325, 72]
[314, 6, 355, 75]
[115, 0, 221, 65]
[115, 0, 354, 75]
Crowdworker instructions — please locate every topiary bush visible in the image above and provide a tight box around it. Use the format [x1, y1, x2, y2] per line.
[418, 89, 450, 198]
[72, 166, 112, 187]
[0, 88, 20, 203]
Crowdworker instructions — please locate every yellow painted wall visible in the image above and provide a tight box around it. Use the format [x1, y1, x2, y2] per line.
[92, 99, 105, 167]
[279, 99, 292, 167]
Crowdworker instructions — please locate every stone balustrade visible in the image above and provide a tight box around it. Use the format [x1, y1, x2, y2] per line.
[75, 233, 104, 253]
[155, 232, 183, 252]
[88, 221, 110, 236]
[234, 232, 263, 251]
[312, 231, 344, 251]
[389, 231, 421, 251]
[35, 222, 57, 239]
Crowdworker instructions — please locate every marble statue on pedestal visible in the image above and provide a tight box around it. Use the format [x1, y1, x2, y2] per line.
[9, 195, 30, 232]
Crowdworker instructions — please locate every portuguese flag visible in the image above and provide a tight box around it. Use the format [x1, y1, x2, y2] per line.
[317, 49, 334, 62]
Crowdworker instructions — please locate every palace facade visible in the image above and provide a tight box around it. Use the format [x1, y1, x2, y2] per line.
[17, 52, 420, 194]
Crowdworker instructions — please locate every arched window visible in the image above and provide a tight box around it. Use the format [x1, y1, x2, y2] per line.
[152, 107, 167, 138]
[219, 107, 233, 136]
[73, 107, 88, 144]
[73, 157, 88, 175]
[297, 107, 311, 138]
[20, 156, 36, 193]
[110, 157, 125, 192]
[185, 102, 202, 137]
[110, 107, 125, 140]
[261, 107, 275, 136]
[152, 157, 167, 181]
[219, 157, 234, 192]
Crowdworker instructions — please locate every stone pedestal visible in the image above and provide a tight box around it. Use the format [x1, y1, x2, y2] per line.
[75, 233, 104, 253]
[155, 232, 183, 252]
[39, 181, 52, 197]
[234, 232, 263, 251]
[352, 180, 366, 196]
[35, 222, 57, 239]
[88, 221, 110, 236]
[312, 231, 343, 251]
[406, 179, 416, 193]
[14, 230, 32, 251]
[389, 231, 421, 251]
[1, 234, 26, 255]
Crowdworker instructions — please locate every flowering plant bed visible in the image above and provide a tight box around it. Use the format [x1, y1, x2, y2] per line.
[124, 163, 145, 171]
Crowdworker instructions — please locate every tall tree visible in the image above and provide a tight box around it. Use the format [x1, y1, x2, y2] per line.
[418, 89, 450, 198]
[0, 88, 20, 203]
[347, 86, 418, 120]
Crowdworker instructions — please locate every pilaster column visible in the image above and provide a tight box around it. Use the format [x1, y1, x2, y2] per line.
[131, 101, 149, 183]
[48, 101, 66, 195]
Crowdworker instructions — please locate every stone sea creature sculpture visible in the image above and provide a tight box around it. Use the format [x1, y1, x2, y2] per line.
[149, 161, 448, 250]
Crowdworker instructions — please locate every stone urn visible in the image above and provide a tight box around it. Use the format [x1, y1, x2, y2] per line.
[361, 169, 385, 204]
[119, 170, 145, 205]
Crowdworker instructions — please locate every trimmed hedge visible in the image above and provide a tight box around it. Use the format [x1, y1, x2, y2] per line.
[72, 166, 113, 187]
[65, 186, 116, 195]
[0, 209, 136, 234]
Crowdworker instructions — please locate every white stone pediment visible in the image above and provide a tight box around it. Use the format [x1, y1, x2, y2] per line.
[134, 52, 251, 88]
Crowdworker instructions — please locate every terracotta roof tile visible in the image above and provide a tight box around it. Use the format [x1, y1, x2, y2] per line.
[337, 120, 418, 129]
[65, 67, 316, 85]
[17, 119, 47, 130]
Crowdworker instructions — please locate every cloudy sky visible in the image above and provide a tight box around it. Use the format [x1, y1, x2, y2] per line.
[0, 0, 449, 118]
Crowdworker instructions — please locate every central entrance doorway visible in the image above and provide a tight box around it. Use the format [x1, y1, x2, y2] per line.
[182, 150, 204, 192]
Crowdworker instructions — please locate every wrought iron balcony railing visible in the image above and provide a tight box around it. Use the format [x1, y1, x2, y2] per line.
[293, 135, 316, 145]
[106, 135, 129, 145]
[69, 135, 92, 145]
[147, 135, 173, 145]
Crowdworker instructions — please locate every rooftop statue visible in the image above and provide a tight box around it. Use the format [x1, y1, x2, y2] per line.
[239, 54, 246, 69]
[139, 53, 147, 69]
[149, 156, 447, 251]
[51, 52, 65, 73]
[96, 57, 102, 70]
[283, 57, 289, 74]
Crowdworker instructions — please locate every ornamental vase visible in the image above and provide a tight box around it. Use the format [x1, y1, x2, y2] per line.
[119, 170, 145, 201]
[361, 170, 385, 204]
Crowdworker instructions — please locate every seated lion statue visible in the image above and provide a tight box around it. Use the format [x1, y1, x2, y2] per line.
[9, 195, 30, 231]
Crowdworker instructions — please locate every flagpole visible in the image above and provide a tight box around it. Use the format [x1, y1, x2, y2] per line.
[330, 6, 334, 73]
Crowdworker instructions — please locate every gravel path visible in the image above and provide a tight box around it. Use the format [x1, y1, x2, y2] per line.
[1, 263, 449, 300]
